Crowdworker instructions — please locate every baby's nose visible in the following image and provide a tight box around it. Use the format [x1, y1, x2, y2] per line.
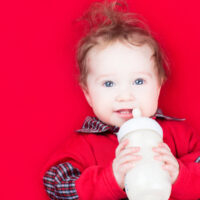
[115, 88, 134, 102]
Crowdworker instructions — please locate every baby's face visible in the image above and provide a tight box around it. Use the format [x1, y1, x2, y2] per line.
[83, 41, 161, 127]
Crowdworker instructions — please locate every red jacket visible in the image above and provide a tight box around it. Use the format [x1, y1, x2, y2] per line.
[43, 117, 200, 200]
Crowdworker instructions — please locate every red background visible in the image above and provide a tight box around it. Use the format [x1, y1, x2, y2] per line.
[1, 0, 200, 199]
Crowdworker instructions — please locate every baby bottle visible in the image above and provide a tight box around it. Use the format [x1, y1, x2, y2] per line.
[117, 108, 171, 200]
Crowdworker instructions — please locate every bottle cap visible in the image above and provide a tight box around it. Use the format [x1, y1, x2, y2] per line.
[117, 108, 163, 142]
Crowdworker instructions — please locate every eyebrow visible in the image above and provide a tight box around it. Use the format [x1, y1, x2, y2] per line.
[134, 72, 153, 78]
[95, 72, 152, 82]
[95, 74, 115, 82]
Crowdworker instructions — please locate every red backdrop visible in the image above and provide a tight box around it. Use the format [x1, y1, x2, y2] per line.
[1, 0, 200, 199]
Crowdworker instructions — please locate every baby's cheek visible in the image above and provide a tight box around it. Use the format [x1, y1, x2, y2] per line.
[142, 104, 158, 118]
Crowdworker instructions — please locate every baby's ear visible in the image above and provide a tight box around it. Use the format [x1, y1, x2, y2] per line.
[81, 86, 92, 107]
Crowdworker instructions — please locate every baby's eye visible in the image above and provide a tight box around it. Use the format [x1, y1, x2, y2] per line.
[134, 78, 144, 85]
[104, 81, 114, 87]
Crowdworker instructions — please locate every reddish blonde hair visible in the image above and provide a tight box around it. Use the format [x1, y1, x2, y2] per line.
[76, 0, 169, 88]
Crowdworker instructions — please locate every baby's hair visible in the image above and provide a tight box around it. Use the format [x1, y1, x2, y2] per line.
[76, 0, 169, 88]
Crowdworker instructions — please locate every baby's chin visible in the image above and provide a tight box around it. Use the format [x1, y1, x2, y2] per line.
[111, 119, 130, 128]
[102, 120, 123, 128]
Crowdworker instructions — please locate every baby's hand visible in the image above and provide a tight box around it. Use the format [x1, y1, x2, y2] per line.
[112, 139, 141, 189]
[153, 142, 179, 184]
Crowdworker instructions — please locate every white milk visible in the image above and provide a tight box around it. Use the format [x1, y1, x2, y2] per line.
[117, 108, 171, 200]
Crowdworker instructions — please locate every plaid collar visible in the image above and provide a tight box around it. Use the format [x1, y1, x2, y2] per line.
[76, 109, 185, 134]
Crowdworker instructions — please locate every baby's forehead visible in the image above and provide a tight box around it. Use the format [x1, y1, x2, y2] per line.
[86, 41, 155, 68]
[88, 40, 154, 58]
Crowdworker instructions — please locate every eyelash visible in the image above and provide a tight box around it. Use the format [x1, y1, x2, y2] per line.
[103, 81, 114, 87]
[134, 78, 145, 85]
[103, 78, 145, 87]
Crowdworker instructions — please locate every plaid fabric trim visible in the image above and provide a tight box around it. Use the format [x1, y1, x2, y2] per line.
[154, 108, 185, 121]
[43, 162, 80, 200]
[76, 116, 119, 134]
[77, 109, 185, 134]
[195, 156, 200, 163]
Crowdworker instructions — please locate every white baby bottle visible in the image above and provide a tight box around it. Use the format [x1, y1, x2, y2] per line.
[117, 108, 171, 200]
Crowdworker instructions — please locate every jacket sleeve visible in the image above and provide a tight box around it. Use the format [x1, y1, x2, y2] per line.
[170, 123, 200, 200]
[43, 161, 126, 200]
[42, 133, 126, 200]
[75, 162, 126, 200]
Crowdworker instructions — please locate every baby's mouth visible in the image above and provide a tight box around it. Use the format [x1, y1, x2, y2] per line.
[116, 109, 133, 118]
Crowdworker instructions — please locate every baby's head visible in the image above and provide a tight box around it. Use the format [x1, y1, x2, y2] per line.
[76, 0, 169, 127]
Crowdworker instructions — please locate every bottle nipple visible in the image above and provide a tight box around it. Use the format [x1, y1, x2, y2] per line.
[132, 108, 141, 118]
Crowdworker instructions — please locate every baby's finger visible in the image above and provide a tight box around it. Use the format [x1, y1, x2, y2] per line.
[118, 146, 140, 159]
[163, 163, 179, 183]
[116, 139, 129, 157]
[158, 143, 171, 151]
[122, 161, 138, 173]
[163, 163, 178, 172]
[116, 161, 136, 176]
[152, 146, 172, 156]
[118, 154, 142, 166]
[154, 154, 178, 167]
[116, 158, 142, 176]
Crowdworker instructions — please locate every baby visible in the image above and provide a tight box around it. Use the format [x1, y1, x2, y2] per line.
[43, 1, 200, 199]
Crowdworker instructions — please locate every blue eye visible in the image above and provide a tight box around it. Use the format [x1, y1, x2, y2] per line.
[104, 81, 114, 87]
[134, 78, 144, 85]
